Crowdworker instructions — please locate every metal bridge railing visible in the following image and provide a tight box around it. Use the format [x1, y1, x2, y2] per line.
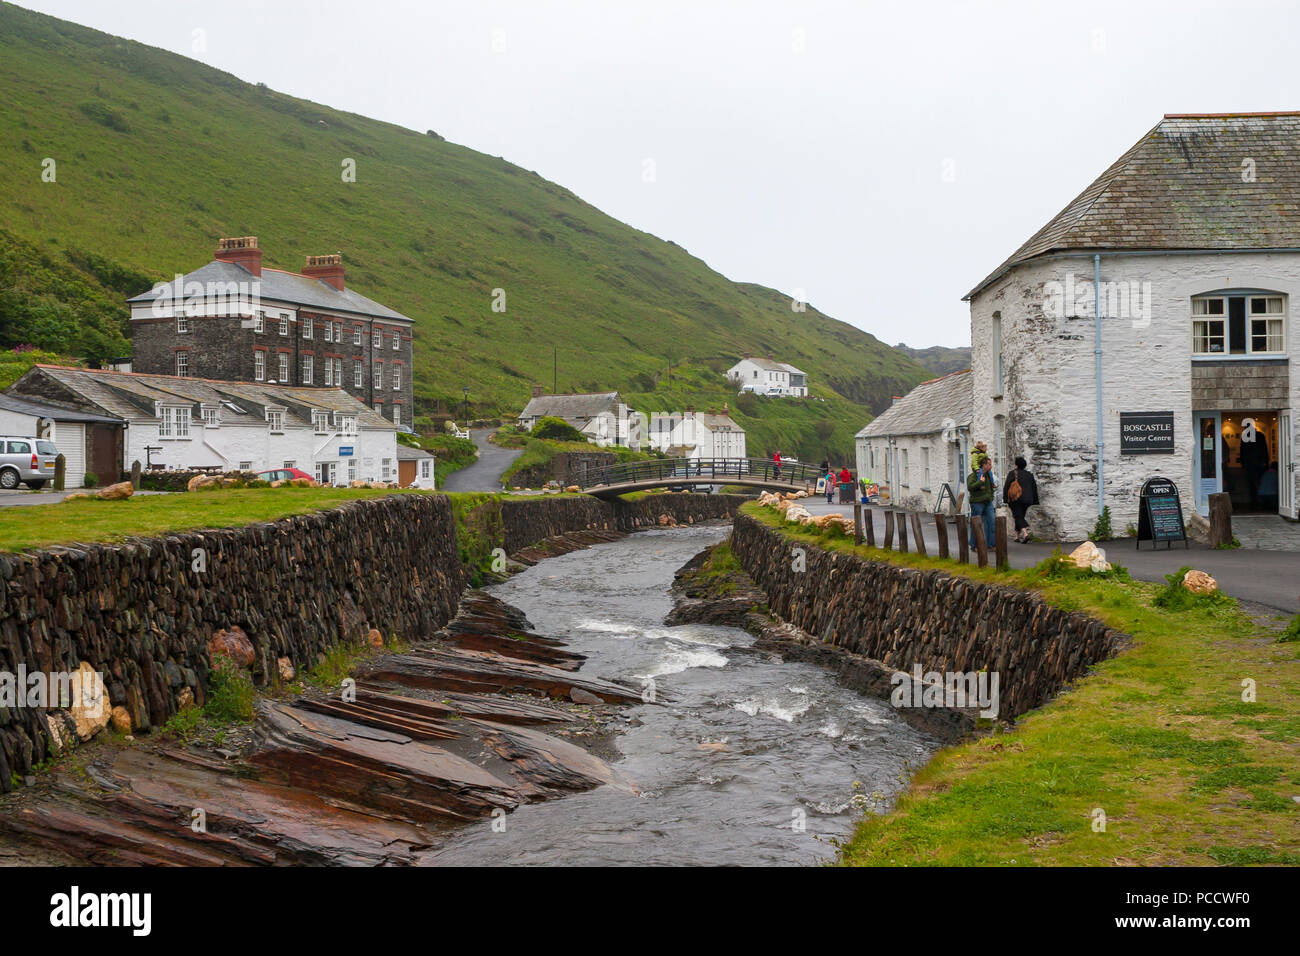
[577, 457, 823, 490]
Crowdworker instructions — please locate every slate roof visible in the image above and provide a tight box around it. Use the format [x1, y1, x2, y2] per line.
[695, 412, 742, 431]
[856, 370, 972, 438]
[12, 366, 392, 431]
[518, 392, 622, 421]
[0, 392, 123, 425]
[732, 357, 806, 374]
[128, 260, 412, 323]
[396, 444, 433, 460]
[967, 112, 1300, 298]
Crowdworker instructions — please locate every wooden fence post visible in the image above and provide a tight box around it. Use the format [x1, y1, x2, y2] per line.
[910, 512, 927, 556]
[897, 512, 909, 552]
[853, 503, 863, 545]
[972, 514, 989, 568]
[864, 508, 876, 547]
[1208, 493, 1233, 548]
[883, 510, 895, 550]
[956, 515, 969, 564]
[130, 460, 142, 490]
[934, 513, 949, 560]
[995, 514, 1009, 570]
[53, 454, 65, 492]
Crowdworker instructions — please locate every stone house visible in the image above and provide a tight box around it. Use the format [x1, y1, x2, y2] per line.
[726, 353, 808, 396]
[856, 370, 972, 511]
[517, 388, 642, 449]
[127, 237, 416, 429]
[8, 365, 397, 484]
[0, 393, 124, 488]
[647, 407, 747, 459]
[966, 112, 1300, 539]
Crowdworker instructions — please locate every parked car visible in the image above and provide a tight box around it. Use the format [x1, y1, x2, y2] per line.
[0, 437, 59, 490]
[256, 467, 317, 485]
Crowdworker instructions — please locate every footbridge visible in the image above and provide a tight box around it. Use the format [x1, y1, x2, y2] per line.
[576, 457, 822, 499]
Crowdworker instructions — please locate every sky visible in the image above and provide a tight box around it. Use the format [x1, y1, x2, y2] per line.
[17, 0, 1300, 348]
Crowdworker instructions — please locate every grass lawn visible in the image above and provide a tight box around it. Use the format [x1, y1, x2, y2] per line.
[0, 487, 425, 553]
[741, 504, 1300, 866]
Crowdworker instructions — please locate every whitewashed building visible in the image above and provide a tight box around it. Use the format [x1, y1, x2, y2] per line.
[517, 389, 642, 449]
[647, 407, 747, 460]
[966, 112, 1300, 540]
[726, 354, 808, 397]
[8, 365, 397, 485]
[856, 371, 972, 512]
[0, 393, 124, 488]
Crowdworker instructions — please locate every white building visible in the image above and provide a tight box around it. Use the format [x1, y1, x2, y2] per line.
[8, 365, 397, 485]
[856, 371, 972, 512]
[0, 393, 125, 489]
[647, 407, 747, 460]
[516, 389, 642, 449]
[726, 354, 808, 397]
[966, 112, 1300, 540]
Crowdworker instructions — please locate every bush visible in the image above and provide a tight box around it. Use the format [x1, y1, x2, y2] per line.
[532, 415, 585, 442]
[1277, 615, 1300, 644]
[82, 472, 98, 488]
[1153, 565, 1234, 611]
[204, 654, 256, 724]
[1090, 506, 1113, 542]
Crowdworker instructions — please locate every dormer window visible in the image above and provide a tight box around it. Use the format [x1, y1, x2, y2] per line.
[337, 414, 358, 436]
[201, 406, 220, 427]
[312, 410, 329, 434]
[267, 409, 284, 433]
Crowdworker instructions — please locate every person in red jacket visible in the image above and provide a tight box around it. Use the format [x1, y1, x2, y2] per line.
[772, 451, 782, 480]
[837, 466, 853, 503]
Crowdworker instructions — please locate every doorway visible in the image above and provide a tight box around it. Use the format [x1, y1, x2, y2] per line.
[1220, 411, 1280, 514]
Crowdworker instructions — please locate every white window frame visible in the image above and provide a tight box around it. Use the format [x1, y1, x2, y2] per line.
[324, 358, 333, 386]
[175, 350, 189, 377]
[176, 312, 189, 334]
[900, 448, 910, 487]
[312, 410, 329, 434]
[279, 314, 289, 336]
[392, 330, 400, 350]
[392, 365, 401, 390]
[1249, 295, 1286, 354]
[353, 327, 362, 346]
[278, 353, 289, 383]
[339, 414, 358, 437]
[1193, 294, 1287, 357]
[201, 406, 220, 428]
[373, 328, 383, 350]
[393, 404, 402, 427]
[1192, 296, 1227, 355]
[302, 354, 313, 384]
[354, 364, 363, 388]
[303, 316, 313, 340]
[254, 311, 265, 334]
[254, 351, 265, 381]
[239, 460, 253, 471]
[374, 365, 383, 390]
[267, 409, 284, 433]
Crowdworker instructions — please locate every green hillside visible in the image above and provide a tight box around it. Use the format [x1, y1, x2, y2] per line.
[0, 3, 927, 459]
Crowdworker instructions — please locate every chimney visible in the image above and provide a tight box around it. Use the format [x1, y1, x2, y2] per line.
[686, 405, 695, 418]
[742, 351, 750, 359]
[215, 236, 262, 276]
[303, 254, 345, 291]
[767, 353, 775, 362]
[532, 384, 543, 398]
[723, 402, 729, 414]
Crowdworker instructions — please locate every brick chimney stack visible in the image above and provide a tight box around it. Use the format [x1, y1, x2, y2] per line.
[532, 384, 543, 398]
[214, 236, 262, 276]
[742, 351, 750, 359]
[303, 254, 345, 291]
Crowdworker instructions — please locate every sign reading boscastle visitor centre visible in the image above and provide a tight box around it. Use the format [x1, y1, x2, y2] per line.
[1120, 411, 1175, 454]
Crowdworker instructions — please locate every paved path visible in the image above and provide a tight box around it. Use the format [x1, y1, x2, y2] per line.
[440, 428, 523, 493]
[0, 489, 169, 508]
[798, 500, 1300, 614]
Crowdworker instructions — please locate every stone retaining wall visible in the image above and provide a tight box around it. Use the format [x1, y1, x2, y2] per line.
[730, 511, 1125, 720]
[501, 492, 740, 553]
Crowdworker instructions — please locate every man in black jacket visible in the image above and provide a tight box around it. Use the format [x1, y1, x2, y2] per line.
[1003, 456, 1039, 543]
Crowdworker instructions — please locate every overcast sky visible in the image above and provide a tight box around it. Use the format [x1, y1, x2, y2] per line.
[19, 0, 1300, 347]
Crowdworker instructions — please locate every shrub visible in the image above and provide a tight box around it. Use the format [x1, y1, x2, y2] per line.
[82, 472, 98, 488]
[1090, 506, 1113, 542]
[1277, 615, 1300, 644]
[532, 415, 585, 442]
[1153, 565, 1233, 611]
[204, 654, 256, 724]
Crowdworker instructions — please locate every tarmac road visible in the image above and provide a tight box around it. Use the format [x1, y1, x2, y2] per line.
[439, 428, 523, 492]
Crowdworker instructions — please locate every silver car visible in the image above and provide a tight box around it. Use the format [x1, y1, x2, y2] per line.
[0, 437, 59, 490]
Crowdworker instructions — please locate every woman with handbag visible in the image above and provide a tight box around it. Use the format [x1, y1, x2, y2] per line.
[1003, 456, 1039, 543]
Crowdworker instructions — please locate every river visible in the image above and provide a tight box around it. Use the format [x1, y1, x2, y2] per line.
[425, 524, 938, 866]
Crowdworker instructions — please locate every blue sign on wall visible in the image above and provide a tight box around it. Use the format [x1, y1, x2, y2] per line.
[339, 446, 354, 457]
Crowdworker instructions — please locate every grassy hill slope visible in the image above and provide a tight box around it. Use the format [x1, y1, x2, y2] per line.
[0, 3, 926, 459]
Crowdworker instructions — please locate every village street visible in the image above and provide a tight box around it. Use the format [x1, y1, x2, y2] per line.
[439, 428, 523, 492]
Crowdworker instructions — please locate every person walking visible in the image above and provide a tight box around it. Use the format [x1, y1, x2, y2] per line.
[824, 466, 836, 503]
[772, 450, 782, 481]
[837, 465, 853, 503]
[967, 454, 996, 550]
[1003, 455, 1038, 543]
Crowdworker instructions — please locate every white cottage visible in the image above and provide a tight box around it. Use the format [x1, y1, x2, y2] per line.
[516, 389, 642, 449]
[8, 365, 397, 485]
[856, 371, 972, 512]
[725, 354, 808, 397]
[647, 408, 747, 460]
[966, 112, 1300, 540]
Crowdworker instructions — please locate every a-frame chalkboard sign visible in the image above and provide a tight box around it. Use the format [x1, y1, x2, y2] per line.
[1136, 476, 1188, 549]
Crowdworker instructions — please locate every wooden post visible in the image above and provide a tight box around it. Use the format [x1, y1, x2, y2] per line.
[934, 513, 950, 560]
[972, 514, 989, 568]
[910, 512, 927, 556]
[883, 510, 895, 549]
[897, 512, 909, 553]
[995, 514, 1009, 570]
[130, 460, 142, 490]
[53, 453, 65, 492]
[864, 509, 876, 547]
[853, 503, 864, 545]
[956, 515, 969, 564]
[1208, 492, 1233, 548]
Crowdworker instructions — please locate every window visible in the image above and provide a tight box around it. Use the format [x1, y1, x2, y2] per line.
[239, 461, 252, 471]
[303, 316, 313, 340]
[302, 354, 313, 384]
[6, 440, 30, 454]
[392, 331, 400, 350]
[283, 460, 295, 469]
[267, 409, 284, 432]
[175, 350, 189, 377]
[420, 459, 431, 480]
[254, 351, 265, 381]
[392, 365, 401, 390]
[339, 414, 358, 437]
[323, 320, 332, 343]
[279, 314, 289, 336]
[312, 410, 329, 434]
[201, 407, 219, 427]
[353, 363, 363, 388]
[921, 446, 931, 489]
[392, 404, 402, 427]
[278, 353, 289, 382]
[900, 448, 909, 486]
[353, 327, 362, 346]
[324, 358, 333, 386]
[176, 313, 189, 334]
[992, 312, 1004, 394]
[381, 458, 392, 480]
[373, 328, 383, 349]
[374, 365, 383, 390]
[347, 457, 357, 482]
[255, 311, 265, 333]
[334, 358, 343, 386]
[1193, 294, 1286, 355]
[159, 406, 189, 439]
